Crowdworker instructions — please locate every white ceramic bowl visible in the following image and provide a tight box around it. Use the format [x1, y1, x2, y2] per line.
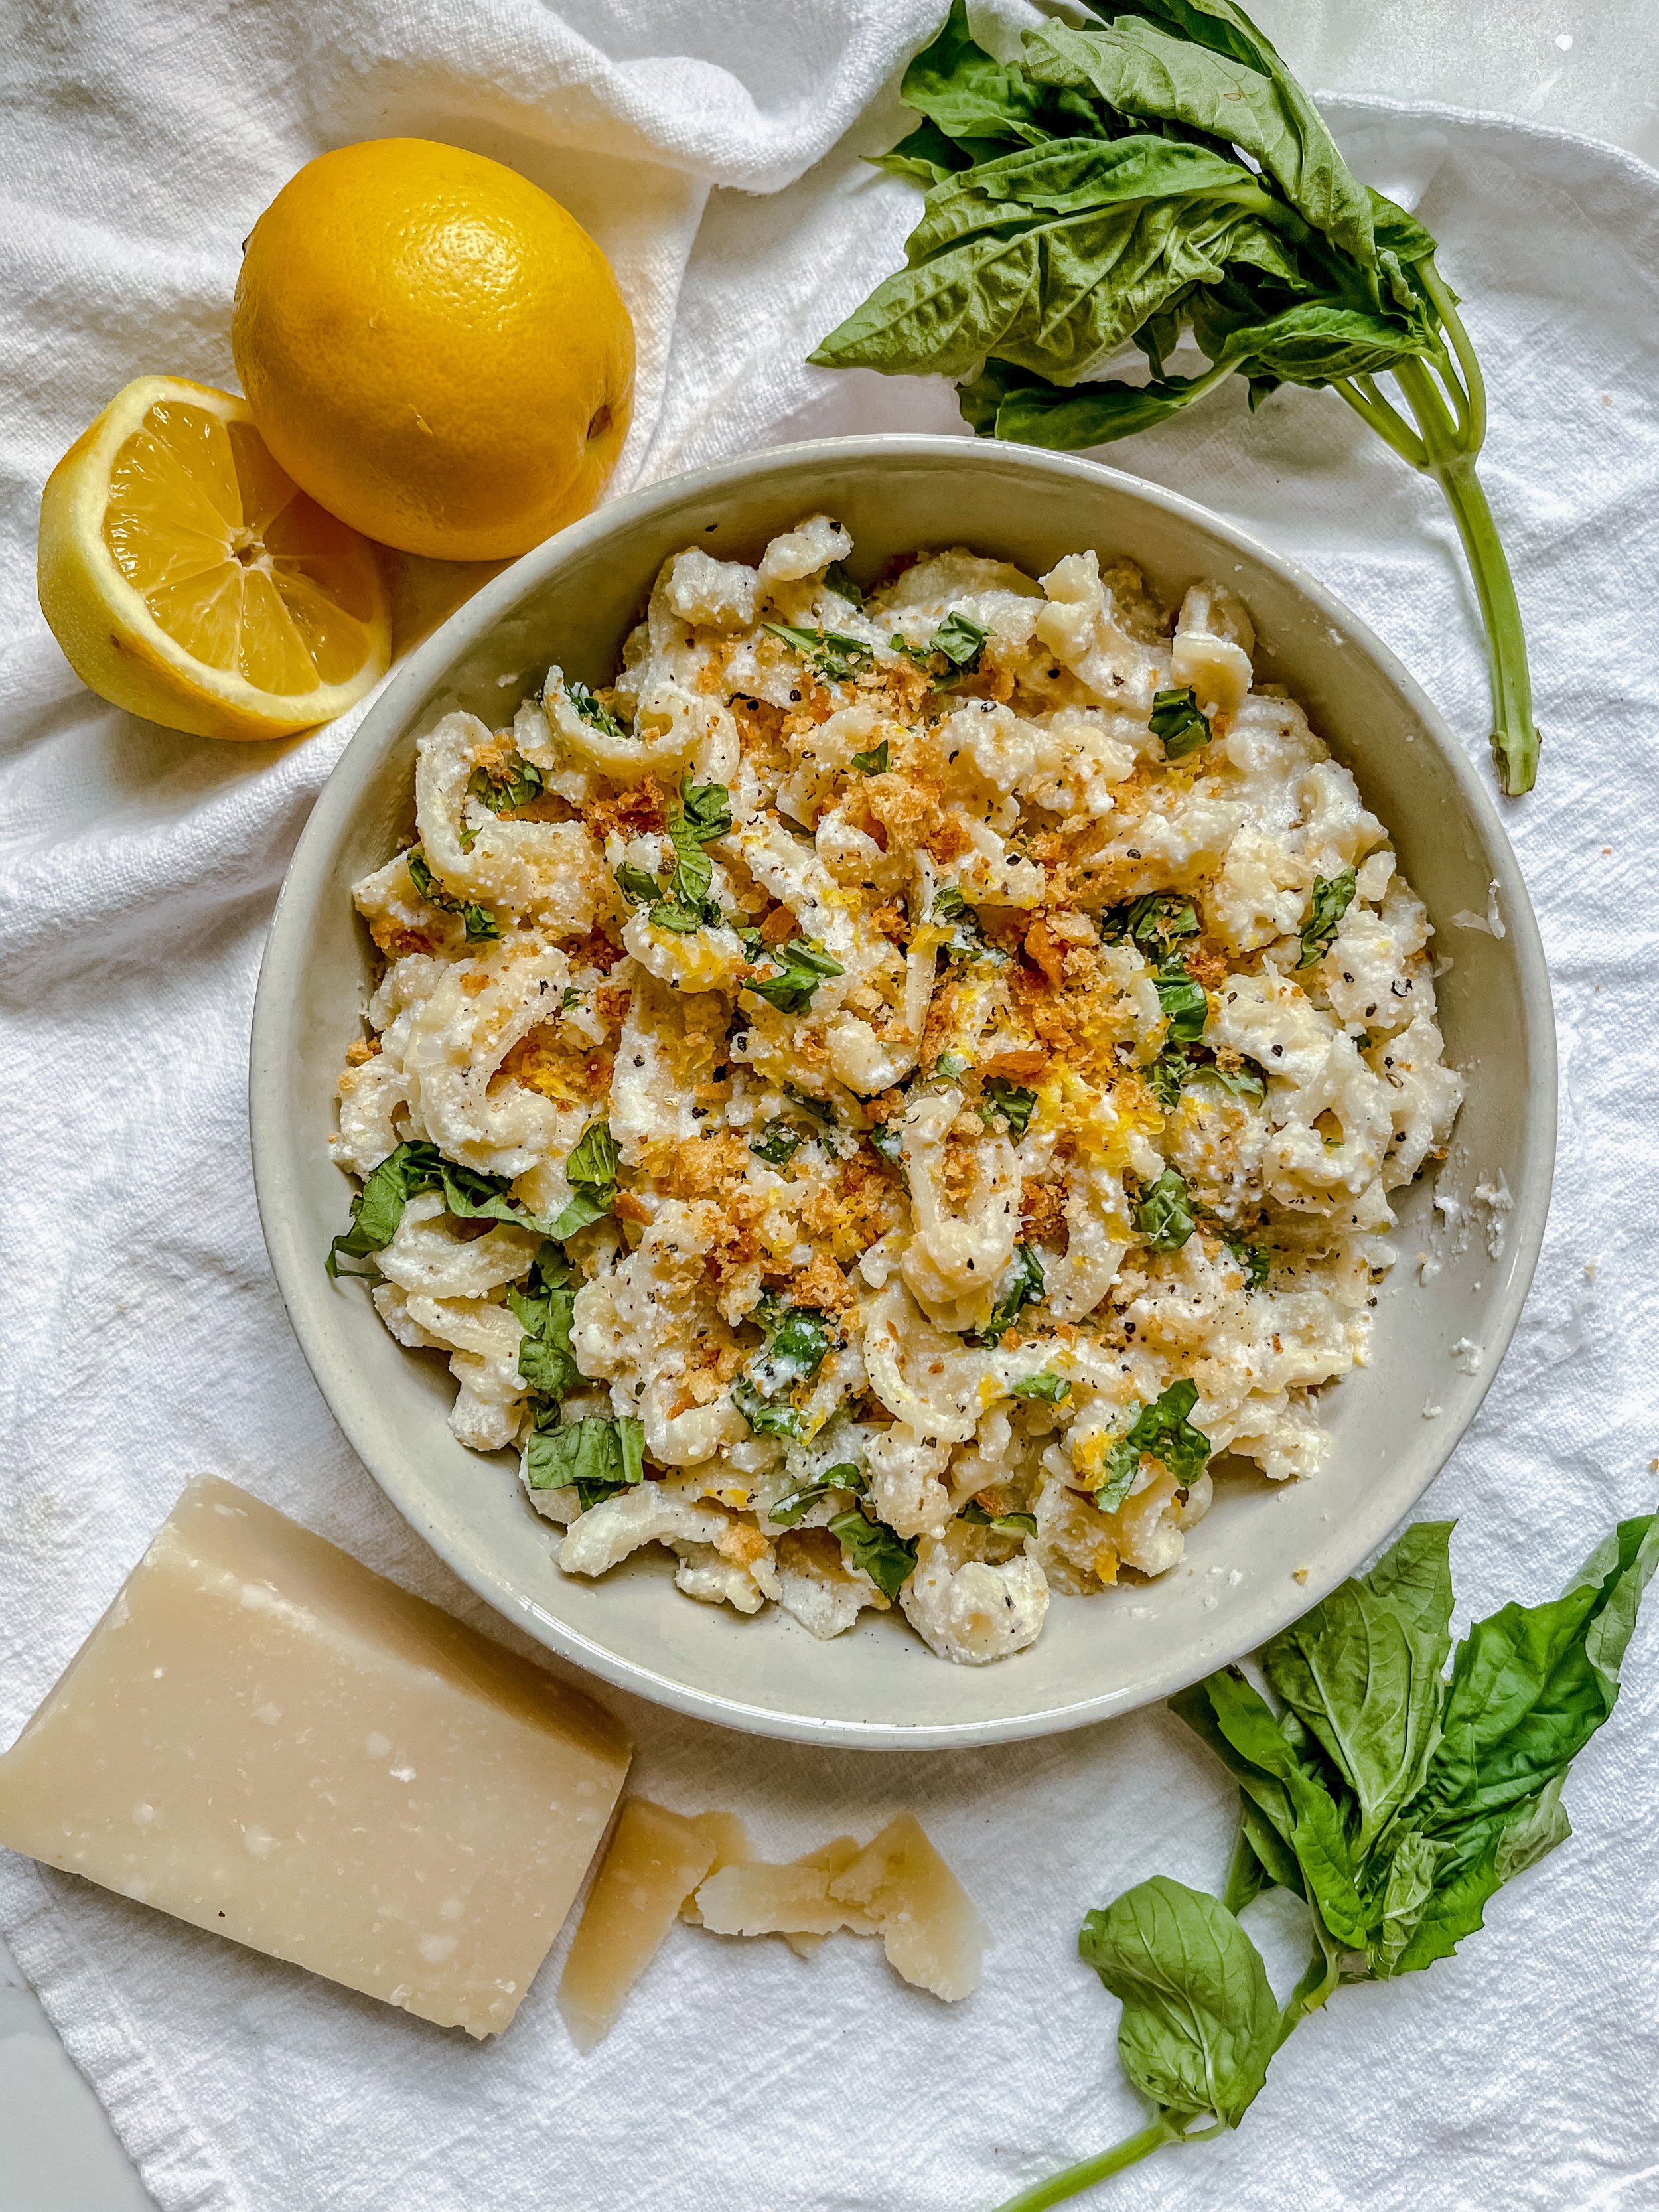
[251, 435, 1554, 1749]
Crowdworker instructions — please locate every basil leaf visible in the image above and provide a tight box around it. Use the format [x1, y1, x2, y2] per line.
[526, 1414, 646, 1512]
[1078, 1876, 1277, 2128]
[675, 776, 732, 844]
[769, 1462, 863, 1528]
[1297, 869, 1356, 967]
[1413, 1514, 1659, 1835]
[1260, 1521, 1455, 1854]
[407, 848, 498, 942]
[1135, 1167, 1196, 1252]
[1011, 1371, 1070, 1403]
[749, 1122, 804, 1166]
[745, 937, 845, 1015]
[763, 622, 875, 684]
[932, 886, 969, 923]
[959, 1500, 1039, 1535]
[733, 1299, 835, 1439]
[1148, 684, 1213, 757]
[849, 737, 889, 774]
[829, 1507, 920, 1598]
[506, 1240, 581, 1403]
[1177, 1666, 1372, 1949]
[823, 559, 865, 608]
[964, 357, 1222, 448]
[545, 1190, 612, 1240]
[934, 1049, 972, 1081]
[1204, 1062, 1267, 1103]
[980, 1077, 1037, 1136]
[813, 136, 1267, 385]
[1024, 13, 1379, 268]
[566, 680, 627, 739]
[972, 1241, 1045, 1346]
[898, 0, 1054, 154]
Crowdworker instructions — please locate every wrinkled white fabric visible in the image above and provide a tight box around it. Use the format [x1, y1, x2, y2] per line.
[1, 3, 1658, 2209]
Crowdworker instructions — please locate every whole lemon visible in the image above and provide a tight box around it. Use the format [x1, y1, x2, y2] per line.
[232, 139, 634, 562]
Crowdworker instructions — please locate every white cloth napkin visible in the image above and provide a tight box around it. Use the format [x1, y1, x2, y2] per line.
[3, 4, 1658, 2207]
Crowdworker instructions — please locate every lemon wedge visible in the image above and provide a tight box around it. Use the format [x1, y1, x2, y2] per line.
[38, 376, 390, 741]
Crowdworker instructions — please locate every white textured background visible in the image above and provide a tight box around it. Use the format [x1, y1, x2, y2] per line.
[3, 3, 1658, 2208]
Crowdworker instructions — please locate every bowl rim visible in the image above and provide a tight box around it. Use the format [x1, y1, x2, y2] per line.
[250, 431, 1556, 1749]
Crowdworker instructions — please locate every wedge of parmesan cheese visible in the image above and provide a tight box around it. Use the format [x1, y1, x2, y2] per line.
[0, 1475, 631, 2038]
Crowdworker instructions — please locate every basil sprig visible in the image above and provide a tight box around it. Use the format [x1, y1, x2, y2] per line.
[988, 1515, 1659, 2209]
[1094, 1377, 1210, 1512]
[407, 849, 498, 942]
[813, 0, 1542, 796]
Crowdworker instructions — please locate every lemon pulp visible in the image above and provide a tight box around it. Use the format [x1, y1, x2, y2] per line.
[102, 398, 382, 697]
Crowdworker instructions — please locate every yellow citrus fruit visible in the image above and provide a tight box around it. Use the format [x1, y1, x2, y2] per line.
[231, 139, 635, 563]
[38, 376, 391, 742]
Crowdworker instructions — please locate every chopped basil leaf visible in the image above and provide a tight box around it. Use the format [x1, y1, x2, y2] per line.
[730, 1376, 806, 1439]
[559, 986, 581, 1012]
[932, 885, 970, 924]
[566, 680, 627, 740]
[981, 1077, 1037, 1136]
[823, 560, 865, 609]
[868, 1120, 905, 1170]
[326, 1140, 536, 1276]
[850, 737, 890, 774]
[1147, 1048, 1189, 1110]
[749, 1122, 804, 1166]
[733, 1298, 835, 1438]
[1297, 869, 1358, 968]
[407, 848, 498, 942]
[547, 1120, 620, 1238]
[785, 1087, 836, 1126]
[506, 1242, 581, 1402]
[675, 775, 733, 844]
[1206, 1063, 1268, 1103]
[763, 621, 876, 684]
[467, 755, 543, 820]
[1102, 893, 1200, 954]
[1154, 956, 1209, 1045]
[890, 611, 989, 690]
[973, 1241, 1045, 1347]
[829, 1507, 919, 1597]
[934, 1049, 972, 1082]
[1135, 1168, 1197, 1253]
[959, 1501, 1039, 1536]
[768, 1462, 864, 1528]
[614, 861, 660, 907]
[745, 937, 845, 1015]
[1011, 1371, 1070, 1402]
[1096, 1378, 1211, 1512]
[526, 1412, 646, 1511]
[1149, 685, 1214, 759]
[1224, 1232, 1271, 1290]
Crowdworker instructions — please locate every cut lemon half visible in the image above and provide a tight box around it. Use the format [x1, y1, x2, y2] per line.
[38, 376, 391, 741]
